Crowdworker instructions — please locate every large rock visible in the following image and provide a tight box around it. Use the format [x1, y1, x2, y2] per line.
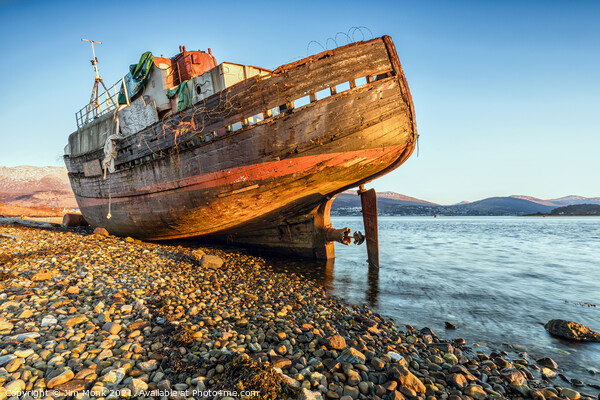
[102, 322, 122, 335]
[200, 255, 224, 269]
[11, 332, 40, 342]
[54, 380, 87, 393]
[270, 355, 291, 369]
[323, 334, 347, 350]
[14, 348, 34, 358]
[62, 213, 88, 227]
[74, 368, 97, 381]
[559, 388, 581, 400]
[130, 378, 149, 396]
[31, 271, 54, 281]
[387, 364, 426, 394]
[447, 373, 468, 389]
[93, 227, 109, 236]
[298, 388, 324, 400]
[41, 315, 58, 327]
[0, 319, 13, 334]
[536, 357, 558, 370]
[64, 315, 87, 327]
[500, 368, 527, 386]
[544, 319, 600, 342]
[101, 368, 126, 385]
[47, 369, 75, 388]
[138, 359, 159, 372]
[337, 347, 366, 364]
[5, 358, 21, 372]
[3, 379, 25, 396]
[0, 354, 16, 366]
[190, 249, 206, 262]
[465, 385, 488, 400]
[541, 367, 557, 379]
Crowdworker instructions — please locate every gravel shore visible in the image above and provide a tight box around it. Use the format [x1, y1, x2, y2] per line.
[0, 221, 596, 400]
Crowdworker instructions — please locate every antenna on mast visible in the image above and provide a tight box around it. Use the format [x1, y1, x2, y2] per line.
[82, 38, 102, 80]
[81, 38, 115, 122]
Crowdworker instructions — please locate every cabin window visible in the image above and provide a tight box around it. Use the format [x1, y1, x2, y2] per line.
[316, 87, 331, 101]
[336, 81, 351, 93]
[279, 103, 292, 114]
[270, 107, 280, 117]
[247, 113, 264, 125]
[355, 76, 368, 87]
[294, 95, 311, 109]
[229, 121, 243, 132]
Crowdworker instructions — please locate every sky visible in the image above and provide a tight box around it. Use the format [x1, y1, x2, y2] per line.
[0, 0, 598, 204]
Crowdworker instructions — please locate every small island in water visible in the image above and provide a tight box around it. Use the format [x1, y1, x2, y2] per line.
[525, 204, 600, 216]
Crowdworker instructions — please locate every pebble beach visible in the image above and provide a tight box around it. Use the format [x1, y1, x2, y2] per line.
[0, 220, 597, 400]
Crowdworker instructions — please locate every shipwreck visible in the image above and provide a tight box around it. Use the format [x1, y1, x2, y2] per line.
[64, 36, 417, 266]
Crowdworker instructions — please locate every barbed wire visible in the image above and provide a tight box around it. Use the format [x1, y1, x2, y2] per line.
[284, 26, 375, 66]
[306, 26, 374, 56]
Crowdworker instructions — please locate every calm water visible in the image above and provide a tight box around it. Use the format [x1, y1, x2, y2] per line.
[279, 217, 600, 393]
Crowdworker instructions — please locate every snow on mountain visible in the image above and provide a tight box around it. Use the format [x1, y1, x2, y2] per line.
[510, 195, 557, 206]
[549, 195, 600, 206]
[340, 190, 437, 205]
[511, 194, 600, 207]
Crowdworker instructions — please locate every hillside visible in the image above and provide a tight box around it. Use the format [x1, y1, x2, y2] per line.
[332, 190, 436, 214]
[549, 204, 600, 216]
[332, 193, 561, 216]
[511, 195, 600, 207]
[0, 166, 76, 209]
[446, 197, 555, 215]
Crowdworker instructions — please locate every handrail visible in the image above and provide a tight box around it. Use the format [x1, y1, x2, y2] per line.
[75, 77, 130, 129]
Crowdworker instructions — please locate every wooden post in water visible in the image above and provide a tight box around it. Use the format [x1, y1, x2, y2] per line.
[359, 185, 379, 269]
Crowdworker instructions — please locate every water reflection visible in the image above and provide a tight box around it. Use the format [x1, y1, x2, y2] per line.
[267, 254, 380, 308]
[366, 266, 380, 307]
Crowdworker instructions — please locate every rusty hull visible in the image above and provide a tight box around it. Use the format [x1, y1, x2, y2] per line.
[64, 36, 417, 259]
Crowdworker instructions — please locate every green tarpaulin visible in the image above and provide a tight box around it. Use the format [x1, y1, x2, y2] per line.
[118, 51, 154, 104]
[166, 81, 192, 112]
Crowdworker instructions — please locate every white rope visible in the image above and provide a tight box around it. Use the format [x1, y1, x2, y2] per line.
[103, 105, 126, 218]
[107, 174, 112, 219]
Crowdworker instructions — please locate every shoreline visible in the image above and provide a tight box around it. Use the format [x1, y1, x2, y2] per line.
[0, 219, 597, 400]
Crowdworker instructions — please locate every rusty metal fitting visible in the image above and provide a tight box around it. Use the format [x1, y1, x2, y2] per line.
[324, 227, 352, 245]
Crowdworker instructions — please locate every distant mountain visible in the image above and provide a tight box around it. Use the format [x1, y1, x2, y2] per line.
[511, 195, 600, 207]
[0, 166, 76, 208]
[332, 190, 437, 215]
[331, 192, 599, 216]
[452, 201, 471, 206]
[376, 191, 439, 205]
[446, 197, 555, 215]
[549, 195, 600, 206]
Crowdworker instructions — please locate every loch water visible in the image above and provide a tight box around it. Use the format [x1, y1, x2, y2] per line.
[278, 216, 600, 393]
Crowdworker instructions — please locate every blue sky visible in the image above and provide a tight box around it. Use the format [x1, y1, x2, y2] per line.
[0, 0, 598, 204]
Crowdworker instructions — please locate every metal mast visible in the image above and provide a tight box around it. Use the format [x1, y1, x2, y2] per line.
[82, 38, 115, 123]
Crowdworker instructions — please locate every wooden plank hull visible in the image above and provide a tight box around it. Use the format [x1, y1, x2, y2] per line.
[65, 36, 417, 259]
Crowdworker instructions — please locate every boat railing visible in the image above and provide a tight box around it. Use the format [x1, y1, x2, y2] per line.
[75, 77, 130, 129]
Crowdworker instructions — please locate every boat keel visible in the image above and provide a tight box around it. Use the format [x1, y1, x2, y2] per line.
[209, 194, 363, 260]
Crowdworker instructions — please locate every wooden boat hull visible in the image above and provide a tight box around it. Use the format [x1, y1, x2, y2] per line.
[65, 36, 417, 259]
